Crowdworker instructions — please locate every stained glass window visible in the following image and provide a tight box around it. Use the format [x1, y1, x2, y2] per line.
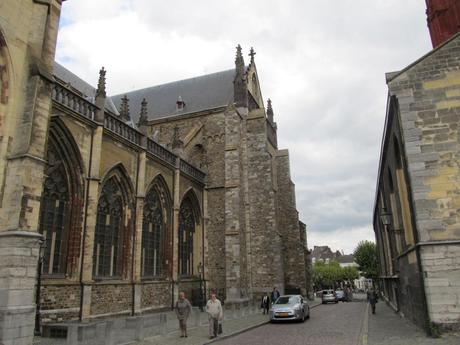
[93, 178, 124, 278]
[141, 187, 164, 277]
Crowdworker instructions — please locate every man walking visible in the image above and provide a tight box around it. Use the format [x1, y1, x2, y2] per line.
[367, 288, 378, 314]
[261, 293, 270, 314]
[271, 287, 280, 304]
[206, 292, 223, 339]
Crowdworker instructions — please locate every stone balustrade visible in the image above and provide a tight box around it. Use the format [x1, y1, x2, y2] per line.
[52, 82, 97, 120]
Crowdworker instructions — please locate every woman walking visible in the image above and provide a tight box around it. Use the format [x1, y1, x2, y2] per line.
[175, 291, 193, 338]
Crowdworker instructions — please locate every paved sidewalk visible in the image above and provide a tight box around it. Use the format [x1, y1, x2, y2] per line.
[137, 299, 322, 345]
[364, 301, 460, 345]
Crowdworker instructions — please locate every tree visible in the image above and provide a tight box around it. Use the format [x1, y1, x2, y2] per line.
[312, 261, 358, 290]
[353, 241, 379, 280]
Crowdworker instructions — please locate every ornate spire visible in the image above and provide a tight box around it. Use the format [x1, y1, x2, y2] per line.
[267, 98, 274, 123]
[96, 67, 106, 97]
[233, 44, 248, 107]
[138, 98, 148, 126]
[235, 44, 244, 67]
[119, 95, 130, 122]
[249, 47, 256, 64]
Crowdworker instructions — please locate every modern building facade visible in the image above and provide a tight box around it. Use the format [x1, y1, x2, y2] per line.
[373, 1, 460, 333]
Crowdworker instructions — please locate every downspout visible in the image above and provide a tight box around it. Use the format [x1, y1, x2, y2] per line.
[79, 125, 95, 321]
[171, 166, 176, 310]
[131, 152, 141, 316]
[201, 186, 206, 301]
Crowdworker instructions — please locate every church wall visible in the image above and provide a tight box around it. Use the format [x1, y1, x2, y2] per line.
[31, 104, 205, 321]
[100, 138, 139, 183]
[141, 281, 171, 310]
[149, 112, 227, 296]
[275, 150, 307, 294]
[246, 109, 284, 298]
[145, 160, 174, 194]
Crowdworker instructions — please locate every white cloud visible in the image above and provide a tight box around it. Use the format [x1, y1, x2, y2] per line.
[56, 0, 433, 253]
[308, 225, 376, 255]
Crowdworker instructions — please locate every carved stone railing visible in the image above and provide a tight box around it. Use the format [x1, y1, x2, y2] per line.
[104, 112, 141, 146]
[52, 78, 206, 183]
[147, 139, 177, 167]
[266, 120, 278, 148]
[52, 82, 97, 120]
[180, 159, 206, 183]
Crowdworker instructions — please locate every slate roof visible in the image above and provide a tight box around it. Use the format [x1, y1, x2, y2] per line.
[336, 254, 355, 264]
[53, 62, 120, 115]
[111, 69, 236, 124]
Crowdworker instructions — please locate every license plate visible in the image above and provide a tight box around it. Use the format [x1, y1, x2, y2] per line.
[278, 312, 289, 316]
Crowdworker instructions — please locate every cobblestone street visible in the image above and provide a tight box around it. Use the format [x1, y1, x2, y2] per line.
[214, 301, 365, 345]
[213, 298, 460, 345]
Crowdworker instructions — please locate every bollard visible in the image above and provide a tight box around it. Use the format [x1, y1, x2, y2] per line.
[159, 313, 168, 335]
[66, 325, 78, 345]
[134, 316, 144, 341]
[193, 309, 201, 327]
[104, 321, 114, 345]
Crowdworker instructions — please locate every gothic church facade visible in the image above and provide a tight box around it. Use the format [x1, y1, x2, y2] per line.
[0, 1, 308, 342]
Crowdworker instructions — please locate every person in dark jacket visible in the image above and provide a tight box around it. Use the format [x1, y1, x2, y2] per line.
[270, 287, 280, 304]
[260, 293, 270, 314]
[367, 289, 378, 314]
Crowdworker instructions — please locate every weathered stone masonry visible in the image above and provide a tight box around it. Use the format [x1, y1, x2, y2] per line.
[374, 33, 460, 332]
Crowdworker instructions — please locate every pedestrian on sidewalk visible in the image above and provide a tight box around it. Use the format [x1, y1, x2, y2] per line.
[271, 287, 280, 304]
[206, 292, 223, 339]
[260, 293, 270, 314]
[175, 291, 193, 338]
[367, 288, 378, 314]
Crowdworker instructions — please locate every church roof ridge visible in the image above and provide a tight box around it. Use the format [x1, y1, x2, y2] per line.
[111, 67, 238, 123]
[112, 68, 236, 96]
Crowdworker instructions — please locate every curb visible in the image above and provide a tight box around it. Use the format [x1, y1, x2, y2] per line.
[202, 301, 323, 345]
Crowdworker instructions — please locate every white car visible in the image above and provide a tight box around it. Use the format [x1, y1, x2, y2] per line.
[270, 295, 310, 322]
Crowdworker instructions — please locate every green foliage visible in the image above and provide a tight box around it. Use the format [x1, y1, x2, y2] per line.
[353, 240, 379, 280]
[312, 261, 359, 289]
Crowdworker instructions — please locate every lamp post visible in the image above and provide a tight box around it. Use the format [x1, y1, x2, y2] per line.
[34, 239, 46, 336]
[197, 262, 203, 311]
[380, 206, 392, 226]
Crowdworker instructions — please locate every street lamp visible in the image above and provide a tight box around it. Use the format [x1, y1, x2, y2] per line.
[197, 262, 204, 311]
[34, 239, 46, 336]
[380, 207, 392, 226]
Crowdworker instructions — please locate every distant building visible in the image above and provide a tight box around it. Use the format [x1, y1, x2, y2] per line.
[373, 1, 460, 333]
[336, 255, 358, 268]
[311, 245, 342, 264]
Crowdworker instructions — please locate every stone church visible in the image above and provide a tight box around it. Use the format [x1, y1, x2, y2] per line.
[0, 1, 309, 343]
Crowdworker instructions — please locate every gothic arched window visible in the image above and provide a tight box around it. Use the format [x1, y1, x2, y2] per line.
[39, 141, 70, 275]
[178, 198, 196, 276]
[141, 187, 164, 277]
[93, 178, 124, 278]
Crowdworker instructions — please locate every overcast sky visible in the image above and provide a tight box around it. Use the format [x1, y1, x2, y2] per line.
[56, 0, 433, 254]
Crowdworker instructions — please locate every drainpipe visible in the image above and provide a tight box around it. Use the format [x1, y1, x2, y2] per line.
[131, 152, 141, 316]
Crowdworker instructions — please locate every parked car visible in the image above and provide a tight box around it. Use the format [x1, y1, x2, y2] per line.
[321, 289, 338, 304]
[270, 295, 310, 322]
[335, 289, 346, 302]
